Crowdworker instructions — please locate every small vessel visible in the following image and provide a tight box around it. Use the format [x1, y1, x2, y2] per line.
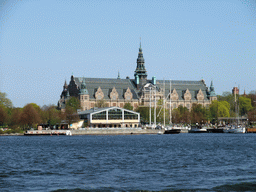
[66, 130, 72, 136]
[189, 125, 207, 133]
[188, 128, 207, 133]
[164, 126, 181, 134]
[223, 125, 246, 133]
[207, 128, 224, 133]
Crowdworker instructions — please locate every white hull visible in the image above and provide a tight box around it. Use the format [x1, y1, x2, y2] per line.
[223, 126, 246, 134]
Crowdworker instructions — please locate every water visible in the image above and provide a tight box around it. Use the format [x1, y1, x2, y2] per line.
[1, 134, 256, 192]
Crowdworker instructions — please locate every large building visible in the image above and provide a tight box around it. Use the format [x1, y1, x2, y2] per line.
[58, 43, 217, 111]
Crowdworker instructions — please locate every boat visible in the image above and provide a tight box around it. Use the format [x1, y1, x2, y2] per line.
[164, 126, 181, 134]
[188, 124, 208, 133]
[207, 128, 224, 133]
[223, 125, 246, 133]
[188, 128, 207, 133]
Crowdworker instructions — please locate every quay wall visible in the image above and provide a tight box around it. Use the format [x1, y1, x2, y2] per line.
[24, 128, 163, 135]
[71, 128, 162, 135]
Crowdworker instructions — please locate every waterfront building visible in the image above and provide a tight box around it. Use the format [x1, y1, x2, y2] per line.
[78, 106, 140, 128]
[58, 43, 217, 112]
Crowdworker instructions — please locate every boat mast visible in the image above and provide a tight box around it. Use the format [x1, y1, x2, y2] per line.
[164, 79, 165, 127]
[149, 87, 151, 126]
[170, 79, 172, 125]
[154, 85, 156, 127]
[234, 87, 240, 126]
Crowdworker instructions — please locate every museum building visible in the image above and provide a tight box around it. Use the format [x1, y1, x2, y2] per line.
[57, 43, 217, 112]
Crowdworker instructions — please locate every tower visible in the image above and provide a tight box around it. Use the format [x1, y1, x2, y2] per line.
[134, 41, 147, 87]
[209, 81, 217, 101]
[79, 78, 90, 111]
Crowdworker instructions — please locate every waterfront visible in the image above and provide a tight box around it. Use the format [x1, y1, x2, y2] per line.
[1, 134, 256, 191]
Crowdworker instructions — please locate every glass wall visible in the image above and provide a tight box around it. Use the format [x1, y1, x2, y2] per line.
[108, 108, 122, 120]
[92, 111, 106, 120]
[124, 111, 138, 120]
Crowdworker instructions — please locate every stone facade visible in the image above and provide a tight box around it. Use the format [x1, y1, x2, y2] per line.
[58, 44, 217, 111]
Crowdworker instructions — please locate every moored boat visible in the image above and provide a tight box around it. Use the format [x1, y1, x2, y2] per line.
[189, 128, 207, 133]
[164, 127, 181, 134]
[223, 125, 246, 133]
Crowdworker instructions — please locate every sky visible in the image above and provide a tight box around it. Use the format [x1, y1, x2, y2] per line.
[0, 0, 256, 108]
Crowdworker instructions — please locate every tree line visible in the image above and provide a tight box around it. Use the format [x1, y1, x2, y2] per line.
[0, 93, 81, 133]
[136, 92, 256, 125]
[0, 91, 255, 133]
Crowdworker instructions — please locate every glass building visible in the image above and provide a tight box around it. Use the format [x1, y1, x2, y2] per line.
[78, 107, 140, 128]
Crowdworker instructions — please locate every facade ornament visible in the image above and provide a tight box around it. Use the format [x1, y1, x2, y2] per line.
[95, 87, 104, 100]
[197, 89, 204, 101]
[171, 88, 179, 101]
[110, 87, 119, 100]
[184, 89, 191, 101]
[124, 87, 133, 101]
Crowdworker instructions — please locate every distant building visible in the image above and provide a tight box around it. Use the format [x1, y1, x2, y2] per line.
[232, 87, 239, 95]
[58, 42, 217, 111]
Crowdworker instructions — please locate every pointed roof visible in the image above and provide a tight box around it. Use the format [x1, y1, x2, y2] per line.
[209, 81, 216, 97]
[80, 78, 89, 95]
[134, 40, 147, 78]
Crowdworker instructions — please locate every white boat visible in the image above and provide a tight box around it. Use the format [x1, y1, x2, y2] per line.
[66, 130, 72, 136]
[189, 128, 208, 133]
[223, 125, 246, 133]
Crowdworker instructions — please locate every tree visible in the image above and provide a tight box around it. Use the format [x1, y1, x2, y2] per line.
[64, 106, 80, 127]
[239, 96, 253, 116]
[0, 105, 8, 126]
[123, 102, 133, 110]
[9, 108, 22, 129]
[209, 100, 230, 123]
[20, 104, 41, 129]
[0, 92, 13, 108]
[41, 105, 62, 127]
[66, 97, 81, 110]
[95, 99, 107, 108]
[136, 106, 149, 124]
[172, 106, 190, 124]
[190, 103, 208, 124]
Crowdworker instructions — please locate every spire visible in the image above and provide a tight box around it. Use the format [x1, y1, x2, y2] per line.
[134, 40, 147, 83]
[209, 81, 216, 97]
[117, 71, 120, 79]
[80, 78, 89, 95]
[63, 80, 68, 90]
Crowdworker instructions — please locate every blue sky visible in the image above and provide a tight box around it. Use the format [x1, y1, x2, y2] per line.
[1, 0, 255, 107]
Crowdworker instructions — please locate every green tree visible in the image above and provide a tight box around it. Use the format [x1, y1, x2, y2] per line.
[190, 103, 208, 124]
[95, 99, 107, 108]
[0, 92, 13, 108]
[64, 106, 80, 127]
[239, 96, 253, 116]
[136, 106, 149, 124]
[123, 102, 133, 110]
[41, 105, 62, 127]
[66, 97, 81, 110]
[209, 100, 230, 123]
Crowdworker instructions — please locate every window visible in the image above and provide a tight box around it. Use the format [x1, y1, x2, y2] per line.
[108, 108, 122, 120]
[92, 111, 106, 120]
[124, 111, 138, 120]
